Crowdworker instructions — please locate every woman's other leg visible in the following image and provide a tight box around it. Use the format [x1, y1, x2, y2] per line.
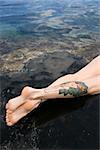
[49, 55, 100, 87]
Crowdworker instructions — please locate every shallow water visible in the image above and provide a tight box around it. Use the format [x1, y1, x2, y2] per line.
[0, 0, 100, 58]
[0, 0, 100, 149]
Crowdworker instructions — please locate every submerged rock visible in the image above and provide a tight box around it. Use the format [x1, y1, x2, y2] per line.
[77, 34, 92, 39]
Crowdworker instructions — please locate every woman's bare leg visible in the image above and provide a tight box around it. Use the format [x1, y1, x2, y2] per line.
[6, 75, 100, 126]
[40, 75, 100, 100]
[6, 55, 100, 111]
[6, 55, 100, 126]
[49, 55, 100, 87]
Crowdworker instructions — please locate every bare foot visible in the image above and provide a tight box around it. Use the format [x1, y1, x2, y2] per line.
[6, 98, 41, 126]
[6, 86, 43, 126]
[6, 86, 40, 111]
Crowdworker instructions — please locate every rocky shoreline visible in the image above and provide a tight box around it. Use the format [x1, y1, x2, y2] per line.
[0, 51, 99, 149]
[0, 51, 87, 91]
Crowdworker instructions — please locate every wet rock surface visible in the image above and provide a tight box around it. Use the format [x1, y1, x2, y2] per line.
[0, 51, 99, 149]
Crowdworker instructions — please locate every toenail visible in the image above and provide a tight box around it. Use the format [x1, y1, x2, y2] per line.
[7, 122, 12, 126]
[7, 110, 9, 113]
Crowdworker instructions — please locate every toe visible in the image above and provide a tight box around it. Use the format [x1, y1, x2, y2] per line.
[7, 110, 12, 114]
[6, 112, 8, 118]
[7, 107, 28, 125]
[7, 121, 13, 126]
[6, 99, 41, 126]
[6, 109, 12, 114]
[6, 118, 9, 123]
[6, 103, 8, 109]
[7, 101, 40, 125]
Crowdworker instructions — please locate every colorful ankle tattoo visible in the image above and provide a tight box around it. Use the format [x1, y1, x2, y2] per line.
[59, 81, 88, 97]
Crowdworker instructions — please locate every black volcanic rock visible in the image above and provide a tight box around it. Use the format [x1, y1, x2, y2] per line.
[0, 51, 99, 150]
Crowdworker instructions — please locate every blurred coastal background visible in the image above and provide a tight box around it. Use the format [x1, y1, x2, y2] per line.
[0, 0, 100, 149]
[0, 0, 100, 73]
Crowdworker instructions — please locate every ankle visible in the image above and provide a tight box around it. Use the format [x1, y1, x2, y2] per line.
[29, 88, 45, 100]
[84, 77, 100, 95]
[88, 85, 100, 95]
